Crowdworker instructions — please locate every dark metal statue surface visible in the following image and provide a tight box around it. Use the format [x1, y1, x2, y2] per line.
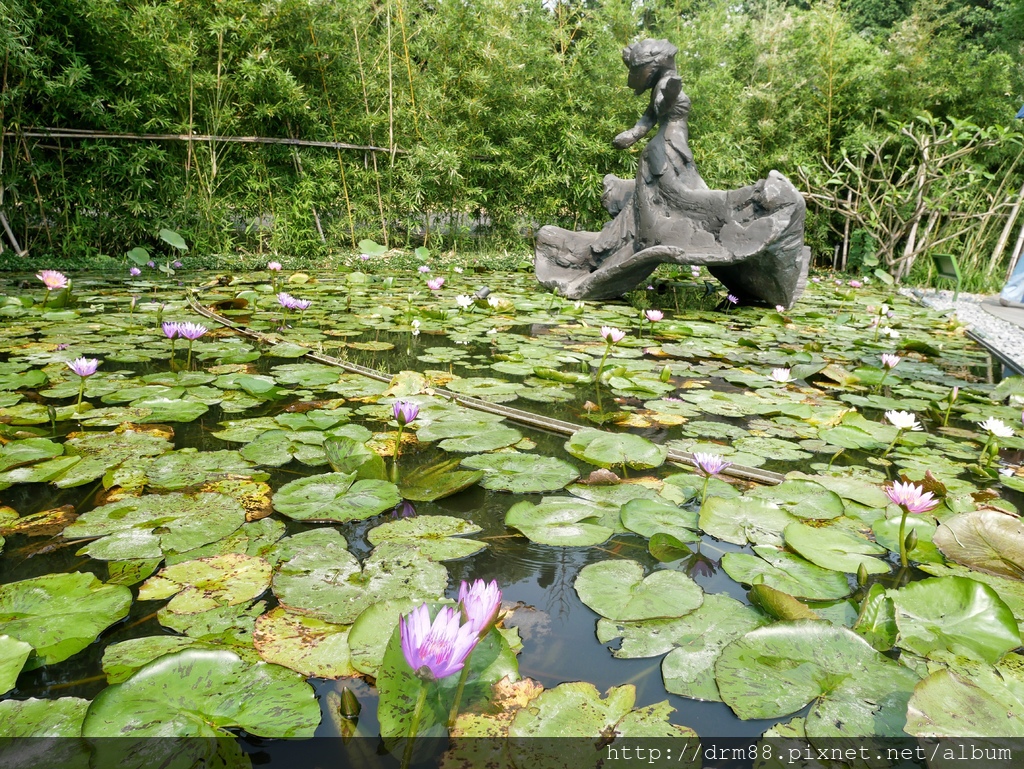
[534, 39, 810, 308]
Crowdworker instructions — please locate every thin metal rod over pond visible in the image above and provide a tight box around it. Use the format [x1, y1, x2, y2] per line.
[186, 290, 784, 486]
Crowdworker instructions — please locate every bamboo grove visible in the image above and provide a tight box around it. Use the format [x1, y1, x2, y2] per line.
[1, 0, 1023, 286]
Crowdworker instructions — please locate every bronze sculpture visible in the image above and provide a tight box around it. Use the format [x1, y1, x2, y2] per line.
[535, 39, 810, 308]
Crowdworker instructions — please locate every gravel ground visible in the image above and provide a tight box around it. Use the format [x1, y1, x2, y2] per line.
[901, 287, 1024, 375]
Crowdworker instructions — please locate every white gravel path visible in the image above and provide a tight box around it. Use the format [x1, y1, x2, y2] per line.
[901, 287, 1024, 374]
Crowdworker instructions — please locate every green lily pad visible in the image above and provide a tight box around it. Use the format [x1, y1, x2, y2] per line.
[565, 429, 667, 470]
[56, 425, 173, 488]
[853, 583, 897, 651]
[138, 553, 273, 614]
[619, 498, 700, 542]
[784, 521, 889, 574]
[507, 681, 693, 739]
[273, 471, 401, 522]
[252, 606, 357, 679]
[906, 667, 1024, 737]
[0, 572, 132, 668]
[715, 621, 918, 737]
[445, 376, 521, 400]
[347, 597, 428, 678]
[142, 449, 256, 490]
[273, 540, 447, 625]
[698, 496, 799, 547]
[890, 576, 1020, 664]
[239, 429, 329, 466]
[367, 515, 486, 561]
[323, 435, 387, 479]
[0, 697, 90, 741]
[158, 599, 266, 641]
[64, 491, 247, 560]
[398, 458, 484, 502]
[0, 634, 32, 694]
[748, 479, 845, 520]
[82, 649, 320, 738]
[106, 558, 163, 586]
[0, 437, 63, 472]
[102, 636, 209, 684]
[575, 559, 703, 621]
[505, 497, 614, 547]
[439, 425, 523, 453]
[660, 595, 769, 702]
[933, 509, 1024, 579]
[721, 546, 853, 600]
[0, 455, 81, 489]
[461, 452, 579, 493]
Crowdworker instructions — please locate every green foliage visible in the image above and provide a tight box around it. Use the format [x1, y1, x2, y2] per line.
[0, 0, 1020, 285]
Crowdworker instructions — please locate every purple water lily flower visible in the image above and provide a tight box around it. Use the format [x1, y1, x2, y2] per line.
[393, 400, 419, 426]
[399, 603, 479, 682]
[162, 321, 180, 339]
[277, 292, 296, 309]
[176, 322, 207, 340]
[458, 579, 502, 637]
[67, 357, 99, 377]
[692, 452, 732, 477]
[727, 294, 739, 305]
[172, 260, 183, 269]
[129, 267, 142, 277]
[290, 298, 312, 311]
[146, 261, 156, 269]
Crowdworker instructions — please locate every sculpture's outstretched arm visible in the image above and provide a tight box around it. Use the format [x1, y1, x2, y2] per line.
[612, 106, 656, 149]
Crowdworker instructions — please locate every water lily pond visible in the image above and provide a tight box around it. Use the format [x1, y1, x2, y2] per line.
[2, 266, 1024, 763]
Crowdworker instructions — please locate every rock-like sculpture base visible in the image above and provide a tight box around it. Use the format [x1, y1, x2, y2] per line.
[535, 39, 810, 308]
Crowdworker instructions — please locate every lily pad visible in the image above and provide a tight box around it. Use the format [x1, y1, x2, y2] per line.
[142, 449, 257, 490]
[82, 649, 320, 738]
[273, 540, 447, 625]
[461, 452, 579, 493]
[715, 621, 918, 737]
[906, 667, 1024, 737]
[323, 434, 386, 479]
[0, 696, 90, 738]
[64, 491, 247, 560]
[783, 521, 889, 575]
[0, 634, 32, 694]
[439, 425, 523, 453]
[56, 425, 173, 488]
[890, 576, 1020, 664]
[933, 509, 1024, 579]
[565, 429, 667, 470]
[721, 546, 853, 600]
[619, 498, 700, 542]
[748, 479, 845, 520]
[367, 515, 486, 561]
[273, 471, 401, 522]
[698, 496, 799, 547]
[574, 559, 703, 621]
[138, 553, 273, 614]
[398, 458, 484, 502]
[0, 572, 132, 668]
[505, 497, 614, 547]
[252, 606, 357, 679]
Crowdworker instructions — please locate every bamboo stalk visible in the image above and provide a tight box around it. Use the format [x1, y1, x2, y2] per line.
[352, 19, 389, 246]
[6, 129, 406, 155]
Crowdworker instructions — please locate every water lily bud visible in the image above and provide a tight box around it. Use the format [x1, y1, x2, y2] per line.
[660, 365, 672, 382]
[339, 687, 361, 718]
[904, 529, 918, 554]
[856, 563, 869, 587]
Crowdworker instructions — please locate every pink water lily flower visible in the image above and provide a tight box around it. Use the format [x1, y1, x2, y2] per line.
[37, 270, 68, 290]
[600, 326, 626, 344]
[267, 261, 282, 271]
[644, 309, 664, 322]
[885, 481, 939, 514]
[427, 277, 445, 291]
[399, 603, 479, 682]
[880, 353, 901, 370]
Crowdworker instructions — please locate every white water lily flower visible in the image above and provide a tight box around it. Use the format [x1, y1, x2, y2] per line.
[885, 410, 922, 431]
[768, 368, 793, 383]
[980, 417, 1015, 438]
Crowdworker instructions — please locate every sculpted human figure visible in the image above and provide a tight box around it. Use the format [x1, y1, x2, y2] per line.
[534, 38, 810, 308]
